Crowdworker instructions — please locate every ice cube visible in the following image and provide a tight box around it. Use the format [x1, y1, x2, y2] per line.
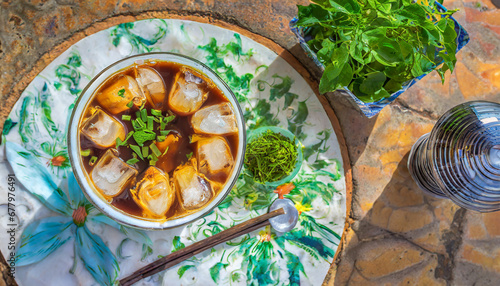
[96, 74, 146, 114]
[185, 71, 204, 84]
[173, 159, 213, 210]
[191, 102, 238, 135]
[91, 149, 138, 197]
[131, 166, 175, 217]
[80, 108, 126, 148]
[168, 70, 208, 115]
[196, 136, 234, 181]
[136, 66, 167, 109]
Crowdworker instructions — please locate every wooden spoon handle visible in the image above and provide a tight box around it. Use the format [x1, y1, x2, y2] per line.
[119, 208, 284, 286]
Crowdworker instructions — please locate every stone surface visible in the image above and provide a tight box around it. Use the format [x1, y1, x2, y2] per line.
[354, 241, 429, 279]
[1, 0, 500, 285]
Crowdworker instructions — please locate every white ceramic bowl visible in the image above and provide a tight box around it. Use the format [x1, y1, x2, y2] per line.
[68, 52, 246, 230]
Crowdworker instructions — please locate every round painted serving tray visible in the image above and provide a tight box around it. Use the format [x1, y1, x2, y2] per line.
[0, 18, 349, 286]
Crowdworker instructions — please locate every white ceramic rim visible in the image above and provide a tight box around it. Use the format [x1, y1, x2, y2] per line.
[68, 52, 246, 230]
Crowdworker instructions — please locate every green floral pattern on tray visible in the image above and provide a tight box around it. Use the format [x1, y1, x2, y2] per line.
[0, 19, 346, 285]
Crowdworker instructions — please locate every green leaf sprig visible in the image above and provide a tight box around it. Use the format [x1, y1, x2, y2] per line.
[116, 108, 176, 166]
[117, 88, 126, 98]
[244, 130, 298, 184]
[296, 0, 458, 102]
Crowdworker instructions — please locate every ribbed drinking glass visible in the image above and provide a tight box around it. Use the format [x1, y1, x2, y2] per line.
[408, 101, 500, 212]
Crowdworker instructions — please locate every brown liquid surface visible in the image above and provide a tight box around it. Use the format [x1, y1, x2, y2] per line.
[79, 60, 239, 220]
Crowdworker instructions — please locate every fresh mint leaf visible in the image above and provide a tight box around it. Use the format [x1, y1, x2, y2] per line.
[384, 79, 403, 94]
[317, 38, 336, 63]
[296, 4, 333, 26]
[297, 0, 459, 102]
[360, 72, 386, 94]
[373, 38, 403, 65]
[319, 65, 342, 93]
[371, 87, 391, 102]
[397, 4, 427, 23]
[349, 40, 364, 64]
[319, 62, 353, 93]
[314, 0, 361, 14]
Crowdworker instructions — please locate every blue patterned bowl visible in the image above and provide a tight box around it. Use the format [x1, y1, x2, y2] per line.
[290, 2, 470, 118]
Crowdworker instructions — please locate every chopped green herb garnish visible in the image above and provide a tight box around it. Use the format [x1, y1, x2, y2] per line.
[126, 101, 134, 108]
[152, 154, 158, 161]
[117, 88, 125, 97]
[123, 131, 134, 144]
[133, 129, 156, 146]
[160, 130, 171, 136]
[116, 131, 135, 147]
[139, 102, 146, 111]
[81, 149, 91, 157]
[151, 109, 162, 116]
[89, 156, 98, 166]
[150, 143, 162, 157]
[149, 160, 158, 166]
[99, 103, 177, 167]
[147, 116, 154, 131]
[159, 118, 165, 130]
[159, 116, 176, 130]
[136, 117, 146, 126]
[142, 146, 149, 158]
[159, 119, 165, 130]
[244, 130, 298, 184]
[126, 158, 139, 165]
[132, 119, 145, 131]
[162, 146, 169, 156]
[189, 134, 206, 143]
[164, 115, 176, 124]
[186, 152, 193, 160]
[147, 152, 158, 161]
[116, 137, 124, 147]
[130, 144, 144, 160]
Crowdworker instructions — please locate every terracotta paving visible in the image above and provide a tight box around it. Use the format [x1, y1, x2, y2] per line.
[1, 0, 500, 285]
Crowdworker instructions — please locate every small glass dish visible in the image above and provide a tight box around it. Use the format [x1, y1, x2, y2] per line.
[246, 126, 303, 188]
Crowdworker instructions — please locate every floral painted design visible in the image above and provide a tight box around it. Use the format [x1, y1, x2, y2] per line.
[0, 19, 346, 285]
[5, 142, 153, 285]
[110, 20, 168, 53]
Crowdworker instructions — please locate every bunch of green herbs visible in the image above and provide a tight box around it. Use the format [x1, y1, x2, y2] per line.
[296, 0, 458, 102]
[244, 130, 298, 184]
